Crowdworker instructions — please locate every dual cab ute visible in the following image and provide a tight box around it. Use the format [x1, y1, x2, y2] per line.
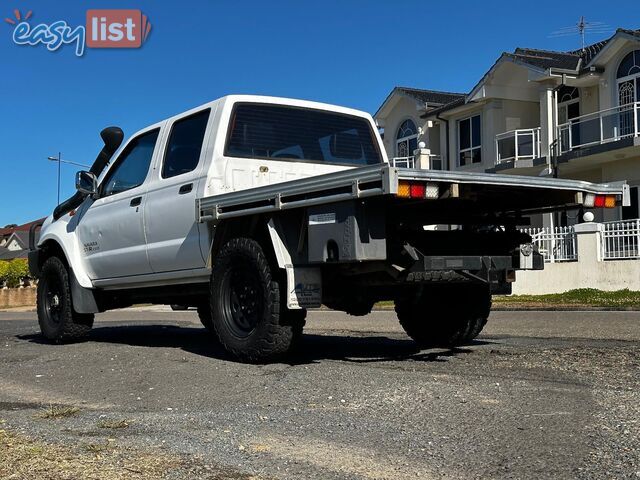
[29, 95, 630, 362]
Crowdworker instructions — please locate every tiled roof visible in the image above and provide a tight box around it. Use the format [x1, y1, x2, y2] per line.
[512, 48, 581, 70]
[421, 97, 465, 118]
[0, 218, 46, 238]
[567, 28, 640, 65]
[510, 28, 640, 71]
[0, 247, 28, 260]
[570, 39, 609, 65]
[407, 27, 640, 119]
[395, 87, 465, 106]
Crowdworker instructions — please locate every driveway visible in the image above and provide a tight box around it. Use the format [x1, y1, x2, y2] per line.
[0, 309, 639, 479]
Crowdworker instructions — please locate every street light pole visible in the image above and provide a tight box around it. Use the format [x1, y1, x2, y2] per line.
[56, 151, 61, 204]
[46, 154, 90, 205]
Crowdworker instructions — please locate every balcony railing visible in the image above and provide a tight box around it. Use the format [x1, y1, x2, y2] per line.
[495, 127, 541, 164]
[558, 102, 640, 153]
[391, 155, 443, 170]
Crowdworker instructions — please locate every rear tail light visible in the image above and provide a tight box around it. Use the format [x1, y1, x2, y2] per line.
[397, 182, 411, 198]
[410, 184, 425, 198]
[584, 193, 617, 209]
[594, 195, 606, 208]
[397, 181, 439, 200]
[604, 195, 616, 208]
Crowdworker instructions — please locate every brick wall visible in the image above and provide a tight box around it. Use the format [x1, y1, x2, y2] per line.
[0, 287, 36, 309]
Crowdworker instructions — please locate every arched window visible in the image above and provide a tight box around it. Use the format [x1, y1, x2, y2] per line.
[617, 50, 640, 79]
[616, 50, 640, 136]
[395, 119, 418, 158]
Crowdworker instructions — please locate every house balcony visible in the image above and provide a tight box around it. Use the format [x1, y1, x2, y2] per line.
[489, 128, 547, 175]
[391, 154, 443, 170]
[495, 127, 542, 164]
[558, 102, 640, 155]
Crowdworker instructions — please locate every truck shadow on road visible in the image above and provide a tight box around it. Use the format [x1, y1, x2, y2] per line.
[19, 324, 490, 365]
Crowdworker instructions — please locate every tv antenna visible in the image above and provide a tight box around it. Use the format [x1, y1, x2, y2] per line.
[549, 16, 612, 51]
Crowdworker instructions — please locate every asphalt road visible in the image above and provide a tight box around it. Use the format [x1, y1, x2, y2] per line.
[1, 309, 639, 479]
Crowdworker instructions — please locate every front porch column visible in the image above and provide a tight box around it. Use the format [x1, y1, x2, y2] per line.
[539, 87, 555, 160]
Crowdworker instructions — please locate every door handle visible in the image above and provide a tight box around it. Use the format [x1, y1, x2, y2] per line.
[179, 183, 193, 194]
[130, 196, 142, 207]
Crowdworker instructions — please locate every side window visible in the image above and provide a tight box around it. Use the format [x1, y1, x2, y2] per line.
[101, 129, 159, 197]
[162, 109, 210, 179]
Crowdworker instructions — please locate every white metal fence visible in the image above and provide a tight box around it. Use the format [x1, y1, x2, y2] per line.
[601, 219, 640, 260]
[520, 226, 578, 263]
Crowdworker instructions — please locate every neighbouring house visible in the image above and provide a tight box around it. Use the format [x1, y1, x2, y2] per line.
[374, 28, 640, 228]
[0, 218, 45, 260]
[375, 28, 640, 291]
[374, 87, 465, 170]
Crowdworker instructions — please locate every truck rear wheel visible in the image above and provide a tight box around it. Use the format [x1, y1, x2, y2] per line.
[36, 256, 94, 343]
[210, 237, 303, 362]
[395, 284, 491, 348]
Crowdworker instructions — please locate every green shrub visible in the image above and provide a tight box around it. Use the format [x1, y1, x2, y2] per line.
[0, 261, 9, 286]
[1, 259, 30, 288]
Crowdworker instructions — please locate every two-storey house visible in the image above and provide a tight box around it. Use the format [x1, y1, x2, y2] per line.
[375, 28, 640, 227]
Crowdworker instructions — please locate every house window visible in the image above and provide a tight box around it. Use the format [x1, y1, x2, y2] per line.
[616, 50, 640, 136]
[395, 119, 418, 158]
[458, 115, 481, 166]
[557, 86, 580, 122]
[557, 86, 580, 149]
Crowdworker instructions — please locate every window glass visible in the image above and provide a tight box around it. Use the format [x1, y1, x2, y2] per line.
[458, 115, 481, 166]
[162, 109, 210, 179]
[459, 118, 471, 150]
[397, 120, 417, 139]
[471, 115, 481, 147]
[318, 129, 365, 163]
[225, 103, 382, 166]
[557, 85, 579, 103]
[617, 50, 640, 78]
[459, 150, 472, 166]
[101, 129, 159, 197]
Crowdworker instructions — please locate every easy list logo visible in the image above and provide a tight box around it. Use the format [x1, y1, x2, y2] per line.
[5, 9, 151, 57]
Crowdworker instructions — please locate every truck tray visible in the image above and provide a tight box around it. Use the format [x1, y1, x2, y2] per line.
[197, 164, 629, 223]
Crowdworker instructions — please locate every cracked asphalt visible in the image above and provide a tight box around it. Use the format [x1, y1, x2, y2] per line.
[0, 309, 639, 479]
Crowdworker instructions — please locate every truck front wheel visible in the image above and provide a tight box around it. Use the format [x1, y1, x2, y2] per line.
[210, 238, 303, 362]
[395, 284, 491, 348]
[36, 256, 94, 343]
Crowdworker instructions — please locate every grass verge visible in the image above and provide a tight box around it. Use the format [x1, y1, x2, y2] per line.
[373, 289, 640, 311]
[492, 288, 640, 310]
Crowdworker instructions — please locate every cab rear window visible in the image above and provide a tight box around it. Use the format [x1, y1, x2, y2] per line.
[225, 103, 382, 166]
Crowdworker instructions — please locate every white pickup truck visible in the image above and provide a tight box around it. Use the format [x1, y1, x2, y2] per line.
[29, 95, 629, 362]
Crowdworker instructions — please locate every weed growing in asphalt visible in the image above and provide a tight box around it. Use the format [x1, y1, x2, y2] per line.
[97, 419, 130, 429]
[36, 405, 80, 419]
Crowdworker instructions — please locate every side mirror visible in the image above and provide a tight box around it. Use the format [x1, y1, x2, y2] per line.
[75, 171, 98, 196]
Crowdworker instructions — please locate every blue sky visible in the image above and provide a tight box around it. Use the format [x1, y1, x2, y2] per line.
[1, 0, 638, 225]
